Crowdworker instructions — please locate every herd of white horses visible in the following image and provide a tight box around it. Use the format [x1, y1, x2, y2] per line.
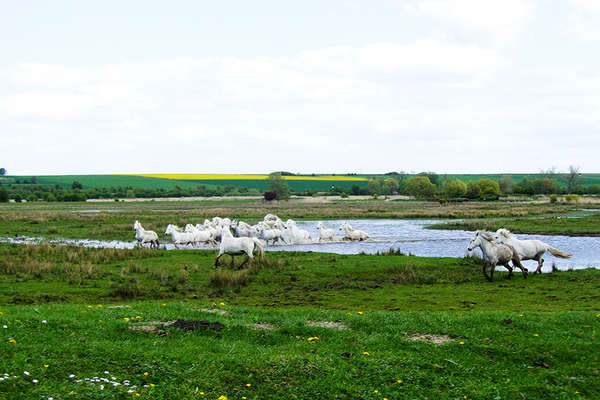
[134, 216, 573, 280]
[133, 214, 370, 267]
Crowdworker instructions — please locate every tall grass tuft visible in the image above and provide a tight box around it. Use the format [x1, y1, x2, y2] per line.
[209, 269, 249, 289]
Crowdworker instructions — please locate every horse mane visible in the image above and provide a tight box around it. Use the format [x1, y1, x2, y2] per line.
[478, 231, 496, 242]
[496, 228, 512, 238]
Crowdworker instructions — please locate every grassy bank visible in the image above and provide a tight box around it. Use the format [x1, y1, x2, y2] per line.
[2, 244, 599, 311]
[429, 213, 600, 236]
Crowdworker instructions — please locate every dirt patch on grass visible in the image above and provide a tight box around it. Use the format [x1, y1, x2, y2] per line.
[129, 320, 224, 335]
[199, 308, 231, 315]
[306, 321, 349, 330]
[246, 322, 275, 330]
[406, 333, 454, 345]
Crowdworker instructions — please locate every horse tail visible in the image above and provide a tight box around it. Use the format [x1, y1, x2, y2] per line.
[253, 238, 264, 261]
[547, 246, 572, 258]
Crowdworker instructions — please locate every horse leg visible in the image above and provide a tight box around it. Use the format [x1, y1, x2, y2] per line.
[482, 263, 492, 282]
[489, 262, 496, 282]
[536, 255, 544, 274]
[214, 252, 224, 267]
[230, 255, 235, 268]
[239, 254, 251, 269]
[503, 262, 513, 279]
[513, 257, 527, 279]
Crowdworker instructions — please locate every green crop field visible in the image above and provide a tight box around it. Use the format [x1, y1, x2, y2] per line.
[4, 172, 600, 193]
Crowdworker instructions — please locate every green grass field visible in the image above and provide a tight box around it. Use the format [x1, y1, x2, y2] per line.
[1, 245, 599, 399]
[1, 200, 599, 399]
[4, 172, 600, 192]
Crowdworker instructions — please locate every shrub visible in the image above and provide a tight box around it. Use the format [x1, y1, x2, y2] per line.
[565, 194, 579, 203]
[0, 188, 8, 202]
[441, 179, 467, 198]
[476, 179, 500, 196]
[549, 194, 558, 203]
[465, 181, 481, 199]
[404, 176, 437, 199]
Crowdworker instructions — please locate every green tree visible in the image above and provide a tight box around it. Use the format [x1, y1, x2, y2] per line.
[465, 181, 481, 199]
[441, 179, 467, 198]
[384, 177, 399, 194]
[72, 181, 83, 190]
[404, 176, 437, 199]
[562, 165, 582, 194]
[367, 179, 384, 196]
[476, 179, 500, 196]
[498, 175, 515, 194]
[0, 168, 6, 176]
[0, 188, 8, 202]
[268, 172, 290, 200]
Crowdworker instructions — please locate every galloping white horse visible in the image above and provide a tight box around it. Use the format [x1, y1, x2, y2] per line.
[215, 227, 264, 268]
[184, 224, 215, 246]
[494, 228, 572, 274]
[468, 230, 527, 282]
[340, 222, 370, 241]
[316, 221, 335, 242]
[165, 224, 195, 248]
[284, 219, 312, 244]
[133, 220, 159, 249]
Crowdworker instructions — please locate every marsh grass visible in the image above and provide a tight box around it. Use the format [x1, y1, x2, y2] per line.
[0, 199, 591, 242]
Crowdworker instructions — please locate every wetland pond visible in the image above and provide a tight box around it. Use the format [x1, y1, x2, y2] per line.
[3, 219, 598, 273]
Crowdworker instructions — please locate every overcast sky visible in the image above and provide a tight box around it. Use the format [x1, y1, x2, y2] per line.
[1, 0, 599, 175]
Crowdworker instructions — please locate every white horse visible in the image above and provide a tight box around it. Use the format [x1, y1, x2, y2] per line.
[231, 220, 259, 238]
[215, 227, 264, 268]
[184, 224, 215, 246]
[284, 219, 311, 244]
[494, 228, 572, 274]
[316, 221, 335, 242]
[165, 224, 195, 248]
[255, 222, 287, 245]
[133, 220, 159, 249]
[467, 230, 527, 282]
[339, 222, 370, 241]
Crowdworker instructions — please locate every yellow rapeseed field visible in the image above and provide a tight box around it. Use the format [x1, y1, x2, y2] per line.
[132, 174, 367, 181]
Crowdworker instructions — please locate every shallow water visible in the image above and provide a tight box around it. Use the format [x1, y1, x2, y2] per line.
[2, 219, 598, 272]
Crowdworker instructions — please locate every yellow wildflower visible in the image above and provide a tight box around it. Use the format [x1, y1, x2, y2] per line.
[8, 339, 16, 344]
[219, 302, 225, 306]
[596, 313, 600, 318]
[357, 311, 363, 315]
[97, 304, 103, 308]
[44, 364, 49, 368]
[135, 394, 140, 397]
[199, 392, 204, 395]
[143, 372, 148, 376]
[150, 383, 155, 387]
[374, 389, 379, 393]
[397, 379, 403, 384]
[459, 341, 465, 345]
[217, 396, 227, 400]
[124, 317, 130, 322]
[246, 383, 251, 387]
[0, 311, 3, 315]
[363, 351, 370, 355]
[519, 314, 524, 317]
[87, 305, 93, 309]
[161, 303, 166, 306]
[533, 333, 539, 337]
[136, 316, 142, 319]
[307, 337, 319, 342]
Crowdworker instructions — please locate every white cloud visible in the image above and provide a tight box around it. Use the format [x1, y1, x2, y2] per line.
[410, 0, 535, 43]
[2, 33, 600, 174]
[567, 0, 600, 42]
